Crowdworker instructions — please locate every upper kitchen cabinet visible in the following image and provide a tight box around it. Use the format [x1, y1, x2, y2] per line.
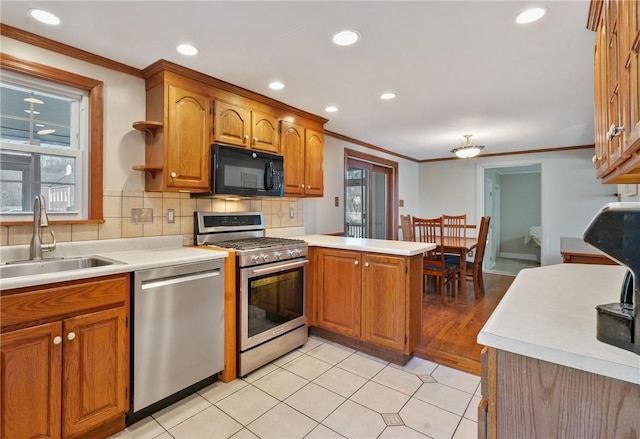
[214, 99, 280, 153]
[135, 69, 212, 192]
[137, 60, 327, 194]
[281, 121, 324, 197]
[589, 0, 640, 183]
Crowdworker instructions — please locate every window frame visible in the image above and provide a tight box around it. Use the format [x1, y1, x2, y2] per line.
[0, 53, 103, 225]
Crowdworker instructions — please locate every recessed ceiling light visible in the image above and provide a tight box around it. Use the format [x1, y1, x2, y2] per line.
[176, 44, 198, 56]
[325, 106, 338, 113]
[24, 109, 40, 115]
[37, 129, 56, 135]
[380, 92, 396, 100]
[269, 81, 285, 90]
[332, 30, 360, 46]
[516, 7, 547, 24]
[24, 97, 44, 104]
[29, 9, 61, 25]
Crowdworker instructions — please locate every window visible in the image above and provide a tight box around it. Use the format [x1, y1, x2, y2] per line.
[0, 54, 103, 223]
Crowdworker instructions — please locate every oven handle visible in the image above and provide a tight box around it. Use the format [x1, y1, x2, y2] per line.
[249, 259, 308, 276]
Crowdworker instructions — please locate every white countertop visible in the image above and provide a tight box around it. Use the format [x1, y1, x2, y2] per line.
[0, 236, 228, 291]
[478, 263, 639, 385]
[297, 234, 435, 256]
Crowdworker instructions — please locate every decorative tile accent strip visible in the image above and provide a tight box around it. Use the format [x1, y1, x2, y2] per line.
[381, 413, 404, 426]
[418, 374, 437, 383]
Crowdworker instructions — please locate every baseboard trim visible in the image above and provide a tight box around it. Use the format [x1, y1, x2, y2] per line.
[498, 252, 538, 261]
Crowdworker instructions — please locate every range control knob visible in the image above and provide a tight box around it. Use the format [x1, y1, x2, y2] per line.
[262, 254, 270, 262]
[274, 252, 282, 260]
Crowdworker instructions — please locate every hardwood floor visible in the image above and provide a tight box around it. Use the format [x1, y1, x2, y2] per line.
[413, 272, 515, 376]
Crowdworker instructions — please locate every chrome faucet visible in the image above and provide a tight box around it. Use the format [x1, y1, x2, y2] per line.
[29, 194, 56, 260]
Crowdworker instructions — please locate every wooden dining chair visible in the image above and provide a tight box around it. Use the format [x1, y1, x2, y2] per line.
[413, 216, 460, 304]
[400, 214, 413, 241]
[467, 215, 491, 298]
[442, 214, 467, 239]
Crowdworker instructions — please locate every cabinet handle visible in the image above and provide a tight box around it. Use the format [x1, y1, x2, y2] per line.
[354, 260, 359, 266]
[301, 184, 305, 189]
[53, 336, 62, 345]
[592, 155, 603, 164]
[67, 332, 76, 341]
[253, 136, 258, 143]
[607, 124, 625, 140]
[365, 262, 370, 267]
[170, 172, 177, 178]
[244, 135, 249, 142]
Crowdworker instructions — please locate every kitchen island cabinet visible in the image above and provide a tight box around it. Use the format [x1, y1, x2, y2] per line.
[1, 274, 130, 439]
[304, 235, 433, 364]
[477, 264, 640, 439]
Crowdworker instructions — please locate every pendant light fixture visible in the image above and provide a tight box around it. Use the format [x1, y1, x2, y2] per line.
[451, 134, 485, 159]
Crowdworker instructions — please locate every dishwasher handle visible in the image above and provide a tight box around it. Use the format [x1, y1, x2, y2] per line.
[140, 269, 221, 290]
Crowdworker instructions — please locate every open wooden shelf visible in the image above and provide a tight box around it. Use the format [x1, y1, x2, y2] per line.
[131, 165, 163, 178]
[132, 120, 163, 136]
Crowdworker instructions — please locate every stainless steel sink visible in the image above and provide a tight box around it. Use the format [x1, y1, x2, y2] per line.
[1, 255, 124, 279]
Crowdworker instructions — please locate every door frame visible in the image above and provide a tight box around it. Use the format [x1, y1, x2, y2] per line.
[344, 148, 399, 239]
[475, 158, 547, 266]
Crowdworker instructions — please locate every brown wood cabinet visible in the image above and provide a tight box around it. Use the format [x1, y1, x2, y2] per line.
[308, 247, 422, 363]
[214, 99, 280, 153]
[0, 274, 130, 439]
[135, 71, 212, 192]
[135, 61, 327, 194]
[478, 347, 640, 439]
[281, 121, 324, 197]
[589, 0, 640, 183]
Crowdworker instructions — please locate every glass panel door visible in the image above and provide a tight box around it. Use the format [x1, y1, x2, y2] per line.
[346, 158, 391, 239]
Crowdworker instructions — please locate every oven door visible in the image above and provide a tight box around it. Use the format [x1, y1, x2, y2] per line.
[239, 258, 308, 351]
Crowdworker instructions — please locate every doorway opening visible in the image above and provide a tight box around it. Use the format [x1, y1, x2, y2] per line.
[344, 149, 398, 239]
[482, 163, 542, 276]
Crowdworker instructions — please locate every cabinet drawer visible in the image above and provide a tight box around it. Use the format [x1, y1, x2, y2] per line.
[1, 274, 129, 331]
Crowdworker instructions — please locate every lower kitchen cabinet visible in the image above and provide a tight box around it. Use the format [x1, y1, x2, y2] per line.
[0, 274, 130, 439]
[309, 247, 422, 363]
[478, 347, 640, 439]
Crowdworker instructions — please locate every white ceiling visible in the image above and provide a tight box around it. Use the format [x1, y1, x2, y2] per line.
[0, 1, 596, 161]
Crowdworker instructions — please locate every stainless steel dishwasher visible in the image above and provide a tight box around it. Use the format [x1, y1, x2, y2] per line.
[128, 259, 224, 423]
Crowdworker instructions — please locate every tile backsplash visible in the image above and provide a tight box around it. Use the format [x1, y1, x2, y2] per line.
[0, 190, 304, 247]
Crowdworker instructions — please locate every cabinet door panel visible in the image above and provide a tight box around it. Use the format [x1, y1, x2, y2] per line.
[304, 129, 324, 196]
[252, 111, 279, 153]
[214, 100, 251, 147]
[281, 121, 305, 196]
[0, 322, 62, 439]
[361, 254, 406, 350]
[62, 307, 127, 438]
[167, 84, 211, 189]
[316, 249, 361, 337]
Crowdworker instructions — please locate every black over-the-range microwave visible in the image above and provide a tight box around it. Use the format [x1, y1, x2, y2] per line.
[193, 143, 284, 198]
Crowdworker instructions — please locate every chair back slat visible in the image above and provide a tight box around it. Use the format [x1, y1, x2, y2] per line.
[412, 216, 445, 264]
[400, 214, 413, 241]
[442, 214, 467, 240]
[474, 216, 491, 264]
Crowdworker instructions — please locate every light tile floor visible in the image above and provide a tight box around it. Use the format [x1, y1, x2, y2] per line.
[111, 336, 480, 439]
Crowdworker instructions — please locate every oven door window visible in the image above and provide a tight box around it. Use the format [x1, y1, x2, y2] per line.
[248, 267, 303, 337]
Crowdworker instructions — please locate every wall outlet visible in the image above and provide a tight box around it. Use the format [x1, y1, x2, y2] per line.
[289, 207, 295, 219]
[399, 199, 405, 207]
[334, 196, 339, 207]
[166, 208, 175, 224]
[131, 208, 153, 224]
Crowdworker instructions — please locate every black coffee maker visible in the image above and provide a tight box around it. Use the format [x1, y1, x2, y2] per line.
[583, 202, 640, 355]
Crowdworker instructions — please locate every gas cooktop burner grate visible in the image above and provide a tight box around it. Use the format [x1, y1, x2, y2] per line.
[212, 237, 305, 250]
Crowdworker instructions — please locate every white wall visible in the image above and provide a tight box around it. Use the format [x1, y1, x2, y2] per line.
[418, 149, 616, 265]
[500, 172, 540, 256]
[1, 36, 147, 193]
[304, 135, 420, 235]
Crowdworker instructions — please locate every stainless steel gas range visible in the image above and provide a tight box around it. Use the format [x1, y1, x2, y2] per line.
[195, 211, 308, 376]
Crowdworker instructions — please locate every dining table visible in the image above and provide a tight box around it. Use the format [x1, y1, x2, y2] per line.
[441, 236, 477, 304]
